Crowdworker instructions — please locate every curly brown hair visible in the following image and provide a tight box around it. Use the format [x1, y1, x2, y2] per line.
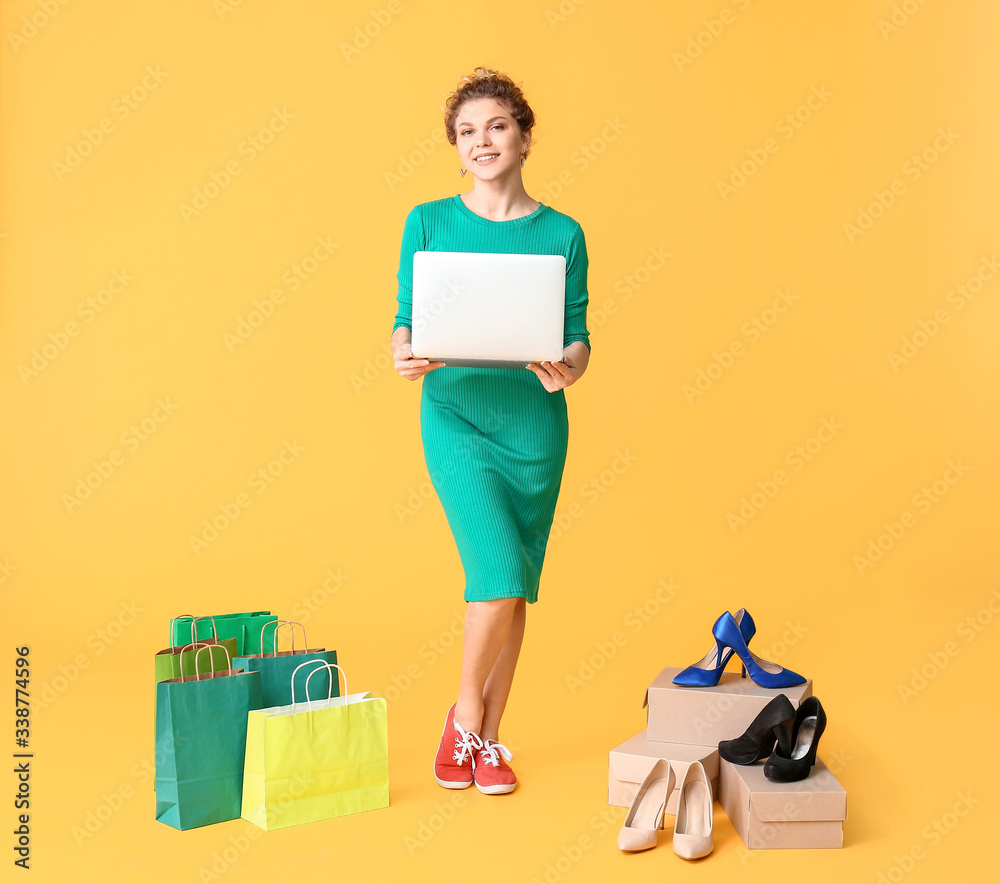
[442, 66, 536, 160]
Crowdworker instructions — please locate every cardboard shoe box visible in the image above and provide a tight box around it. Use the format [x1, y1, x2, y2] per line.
[718, 757, 847, 849]
[643, 665, 813, 746]
[609, 730, 719, 815]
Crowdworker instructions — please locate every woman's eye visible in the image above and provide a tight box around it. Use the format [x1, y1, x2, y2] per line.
[460, 124, 503, 136]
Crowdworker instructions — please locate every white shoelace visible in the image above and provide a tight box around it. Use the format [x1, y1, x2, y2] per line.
[478, 738, 513, 768]
[452, 721, 484, 767]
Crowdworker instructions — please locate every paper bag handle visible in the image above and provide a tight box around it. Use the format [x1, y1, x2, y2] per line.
[169, 614, 194, 646]
[290, 660, 347, 710]
[260, 618, 291, 653]
[261, 620, 307, 656]
[190, 616, 220, 643]
[177, 641, 232, 680]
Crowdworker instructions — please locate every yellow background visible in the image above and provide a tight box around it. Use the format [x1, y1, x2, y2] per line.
[2, 0, 997, 880]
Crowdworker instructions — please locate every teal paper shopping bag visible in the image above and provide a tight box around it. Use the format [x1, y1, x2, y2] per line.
[152, 617, 239, 787]
[155, 644, 263, 830]
[232, 621, 339, 708]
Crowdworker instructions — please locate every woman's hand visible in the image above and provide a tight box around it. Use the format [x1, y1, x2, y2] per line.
[392, 336, 445, 381]
[526, 341, 590, 392]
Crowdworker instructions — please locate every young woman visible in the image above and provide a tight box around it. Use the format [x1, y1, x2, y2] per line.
[391, 67, 591, 794]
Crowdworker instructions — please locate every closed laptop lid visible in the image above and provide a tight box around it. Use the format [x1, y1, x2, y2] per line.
[410, 251, 566, 368]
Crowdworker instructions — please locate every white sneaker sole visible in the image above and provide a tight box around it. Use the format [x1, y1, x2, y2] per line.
[475, 780, 516, 795]
[434, 772, 474, 789]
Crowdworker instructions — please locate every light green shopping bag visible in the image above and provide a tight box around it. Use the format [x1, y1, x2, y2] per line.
[155, 616, 238, 683]
[232, 620, 338, 709]
[242, 661, 388, 830]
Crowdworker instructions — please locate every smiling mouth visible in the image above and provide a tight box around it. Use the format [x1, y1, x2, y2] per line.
[474, 154, 500, 163]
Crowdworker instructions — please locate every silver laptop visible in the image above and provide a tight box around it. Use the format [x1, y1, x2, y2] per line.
[410, 251, 566, 368]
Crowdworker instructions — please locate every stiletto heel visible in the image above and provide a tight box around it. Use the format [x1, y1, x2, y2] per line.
[741, 663, 747, 679]
[672, 761, 714, 859]
[712, 612, 807, 688]
[673, 609, 756, 687]
[718, 694, 795, 764]
[617, 759, 676, 852]
[764, 696, 826, 782]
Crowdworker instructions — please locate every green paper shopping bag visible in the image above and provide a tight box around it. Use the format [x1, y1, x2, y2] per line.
[155, 643, 264, 830]
[155, 616, 238, 683]
[152, 617, 240, 787]
[232, 620, 338, 708]
[171, 611, 278, 657]
[241, 661, 388, 830]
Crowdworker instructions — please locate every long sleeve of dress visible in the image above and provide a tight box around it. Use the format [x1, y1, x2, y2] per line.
[392, 205, 425, 334]
[563, 222, 591, 351]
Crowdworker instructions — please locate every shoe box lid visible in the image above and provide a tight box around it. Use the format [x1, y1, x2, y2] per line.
[609, 729, 719, 784]
[642, 665, 814, 746]
[721, 757, 847, 824]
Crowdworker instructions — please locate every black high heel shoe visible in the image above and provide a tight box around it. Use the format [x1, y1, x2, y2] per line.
[718, 694, 795, 764]
[763, 696, 826, 782]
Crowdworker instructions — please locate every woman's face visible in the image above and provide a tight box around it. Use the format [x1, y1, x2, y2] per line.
[455, 97, 531, 182]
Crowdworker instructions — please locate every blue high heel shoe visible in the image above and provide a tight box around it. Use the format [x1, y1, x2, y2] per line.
[712, 611, 807, 688]
[672, 608, 756, 686]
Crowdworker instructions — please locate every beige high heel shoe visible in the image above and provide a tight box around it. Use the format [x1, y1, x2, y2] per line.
[617, 758, 676, 852]
[672, 760, 714, 859]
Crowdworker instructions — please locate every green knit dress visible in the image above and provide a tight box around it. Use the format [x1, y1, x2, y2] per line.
[394, 194, 591, 604]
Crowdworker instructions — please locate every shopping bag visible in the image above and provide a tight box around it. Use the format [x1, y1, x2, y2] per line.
[171, 611, 278, 657]
[242, 661, 389, 830]
[155, 616, 238, 684]
[152, 617, 239, 787]
[232, 620, 338, 708]
[155, 643, 264, 830]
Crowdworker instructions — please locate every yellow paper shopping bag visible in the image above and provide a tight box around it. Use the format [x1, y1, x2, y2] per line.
[241, 661, 389, 830]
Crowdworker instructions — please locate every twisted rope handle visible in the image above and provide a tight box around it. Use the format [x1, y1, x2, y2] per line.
[289, 660, 347, 710]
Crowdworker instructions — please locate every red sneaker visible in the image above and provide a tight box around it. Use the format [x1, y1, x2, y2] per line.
[434, 704, 482, 789]
[474, 739, 516, 794]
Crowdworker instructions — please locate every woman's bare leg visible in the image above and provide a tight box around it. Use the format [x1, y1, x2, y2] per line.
[480, 597, 526, 741]
[453, 597, 520, 734]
